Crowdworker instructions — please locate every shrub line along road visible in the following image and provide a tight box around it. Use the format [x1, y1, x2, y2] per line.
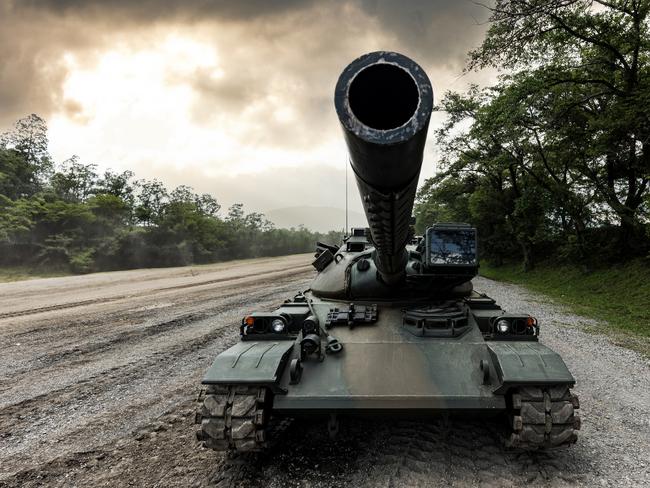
[0, 254, 648, 487]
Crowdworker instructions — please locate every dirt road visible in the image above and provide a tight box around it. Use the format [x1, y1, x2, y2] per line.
[0, 255, 648, 487]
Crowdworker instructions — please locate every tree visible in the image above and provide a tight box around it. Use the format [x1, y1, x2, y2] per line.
[0, 114, 343, 273]
[0, 114, 50, 167]
[417, 0, 650, 268]
[428, 84, 558, 268]
[469, 0, 650, 248]
[0, 114, 53, 198]
[196, 193, 220, 217]
[97, 169, 136, 201]
[135, 179, 168, 226]
[226, 203, 245, 224]
[50, 156, 98, 202]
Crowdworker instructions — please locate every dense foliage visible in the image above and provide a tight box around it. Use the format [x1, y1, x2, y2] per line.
[415, 0, 650, 269]
[0, 115, 339, 273]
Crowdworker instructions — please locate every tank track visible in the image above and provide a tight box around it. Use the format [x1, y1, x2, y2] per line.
[195, 384, 580, 452]
[506, 385, 581, 449]
[195, 385, 269, 452]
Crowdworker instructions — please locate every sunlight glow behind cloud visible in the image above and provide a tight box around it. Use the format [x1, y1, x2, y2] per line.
[2, 1, 493, 215]
[49, 31, 344, 182]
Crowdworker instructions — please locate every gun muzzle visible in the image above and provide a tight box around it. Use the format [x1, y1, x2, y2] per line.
[335, 51, 433, 284]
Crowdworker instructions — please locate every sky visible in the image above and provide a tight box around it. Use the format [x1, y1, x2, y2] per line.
[0, 0, 495, 218]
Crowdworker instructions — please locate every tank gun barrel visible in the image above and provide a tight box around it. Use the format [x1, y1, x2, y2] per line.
[334, 51, 433, 284]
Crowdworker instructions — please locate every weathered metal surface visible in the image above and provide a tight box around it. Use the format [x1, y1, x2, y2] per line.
[203, 341, 294, 386]
[274, 302, 504, 411]
[273, 343, 505, 411]
[487, 342, 575, 394]
[335, 51, 433, 284]
[309, 250, 353, 298]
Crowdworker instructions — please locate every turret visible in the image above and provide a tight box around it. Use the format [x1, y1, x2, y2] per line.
[311, 51, 475, 299]
[334, 51, 433, 284]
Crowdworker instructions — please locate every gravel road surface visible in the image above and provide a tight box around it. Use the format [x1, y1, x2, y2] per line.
[0, 254, 648, 487]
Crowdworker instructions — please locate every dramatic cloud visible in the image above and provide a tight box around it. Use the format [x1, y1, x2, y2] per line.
[16, 0, 316, 22]
[0, 0, 493, 219]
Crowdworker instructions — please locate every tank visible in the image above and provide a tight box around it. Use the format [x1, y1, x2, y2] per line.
[195, 51, 581, 452]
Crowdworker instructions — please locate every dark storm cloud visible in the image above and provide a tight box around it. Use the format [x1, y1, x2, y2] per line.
[14, 0, 484, 65]
[0, 0, 488, 128]
[358, 0, 486, 65]
[16, 0, 316, 22]
[0, 2, 109, 127]
[16, 0, 481, 31]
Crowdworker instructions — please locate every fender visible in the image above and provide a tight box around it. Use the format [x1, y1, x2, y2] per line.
[487, 342, 575, 394]
[203, 341, 294, 392]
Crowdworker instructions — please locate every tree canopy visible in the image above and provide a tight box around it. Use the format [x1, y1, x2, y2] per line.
[0, 114, 340, 273]
[416, 0, 650, 269]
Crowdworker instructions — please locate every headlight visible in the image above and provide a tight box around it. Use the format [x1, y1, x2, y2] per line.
[496, 319, 510, 334]
[271, 318, 286, 333]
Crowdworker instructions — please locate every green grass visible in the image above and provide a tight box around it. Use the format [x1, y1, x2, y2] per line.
[0, 266, 70, 283]
[480, 259, 650, 353]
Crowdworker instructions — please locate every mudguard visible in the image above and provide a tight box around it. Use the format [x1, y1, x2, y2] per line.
[202, 341, 294, 389]
[487, 342, 575, 394]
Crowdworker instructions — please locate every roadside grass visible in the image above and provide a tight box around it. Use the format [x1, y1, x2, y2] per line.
[0, 265, 70, 283]
[480, 259, 650, 355]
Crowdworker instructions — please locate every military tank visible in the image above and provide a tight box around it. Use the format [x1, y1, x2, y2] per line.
[195, 51, 580, 452]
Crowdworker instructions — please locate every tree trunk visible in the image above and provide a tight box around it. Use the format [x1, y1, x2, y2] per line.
[520, 240, 534, 272]
[618, 215, 645, 256]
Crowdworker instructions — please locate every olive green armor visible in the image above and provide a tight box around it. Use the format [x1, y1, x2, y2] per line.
[195, 51, 580, 452]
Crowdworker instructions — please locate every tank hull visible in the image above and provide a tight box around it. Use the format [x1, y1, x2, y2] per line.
[197, 292, 580, 451]
[201, 295, 574, 414]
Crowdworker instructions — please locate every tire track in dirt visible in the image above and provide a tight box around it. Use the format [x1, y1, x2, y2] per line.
[0, 265, 313, 382]
[0, 262, 313, 480]
[1, 262, 648, 488]
[215, 416, 591, 488]
[0, 285, 293, 432]
[1, 274, 309, 381]
[0, 264, 312, 320]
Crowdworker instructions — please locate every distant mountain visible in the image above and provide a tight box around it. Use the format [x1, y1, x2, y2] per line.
[264, 206, 367, 233]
